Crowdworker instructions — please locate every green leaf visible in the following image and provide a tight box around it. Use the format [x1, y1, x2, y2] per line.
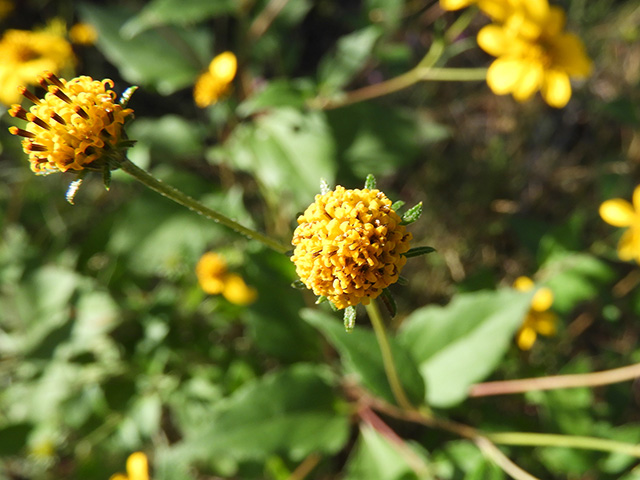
[214, 108, 337, 213]
[302, 309, 425, 406]
[380, 288, 397, 318]
[398, 289, 532, 407]
[181, 364, 349, 461]
[79, 3, 211, 94]
[403, 246, 436, 258]
[391, 200, 405, 211]
[327, 103, 422, 178]
[401, 202, 422, 225]
[344, 306, 357, 332]
[541, 253, 615, 314]
[345, 424, 432, 480]
[122, 0, 238, 37]
[237, 79, 316, 117]
[364, 174, 377, 190]
[318, 26, 383, 94]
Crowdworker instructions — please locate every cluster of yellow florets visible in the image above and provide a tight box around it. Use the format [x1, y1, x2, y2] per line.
[291, 186, 412, 309]
[9, 73, 133, 174]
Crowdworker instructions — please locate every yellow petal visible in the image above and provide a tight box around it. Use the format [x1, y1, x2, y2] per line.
[617, 228, 640, 262]
[632, 185, 640, 213]
[541, 69, 571, 108]
[222, 273, 257, 305]
[517, 325, 537, 350]
[439, 0, 474, 10]
[487, 57, 526, 95]
[209, 51, 237, 83]
[531, 287, 553, 311]
[551, 33, 592, 77]
[544, 6, 566, 36]
[477, 0, 511, 21]
[109, 475, 128, 480]
[126, 452, 149, 480]
[477, 25, 508, 57]
[534, 312, 557, 336]
[599, 199, 635, 227]
[512, 62, 543, 102]
[513, 276, 534, 292]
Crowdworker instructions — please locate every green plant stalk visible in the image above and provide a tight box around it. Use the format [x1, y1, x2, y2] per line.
[118, 157, 290, 254]
[486, 432, 640, 457]
[365, 300, 414, 411]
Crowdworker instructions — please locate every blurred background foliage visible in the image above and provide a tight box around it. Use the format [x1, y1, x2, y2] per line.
[1, 0, 640, 479]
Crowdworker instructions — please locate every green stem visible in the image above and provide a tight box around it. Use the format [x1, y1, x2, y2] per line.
[416, 67, 487, 82]
[486, 432, 640, 458]
[474, 437, 541, 480]
[365, 300, 414, 411]
[118, 157, 290, 254]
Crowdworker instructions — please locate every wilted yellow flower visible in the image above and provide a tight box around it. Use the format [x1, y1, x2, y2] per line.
[513, 276, 557, 350]
[8, 73, 133, 174]
[196, 252, 257, 305]
[477, 2, 592, 108]
[193, 51, 237, 108]
[110, 452, 149, 480]
[599, 185, 640, 264]
[69, 22, 98, 45]
[291, 186, 412, 309]
[0, 28, 74, 105]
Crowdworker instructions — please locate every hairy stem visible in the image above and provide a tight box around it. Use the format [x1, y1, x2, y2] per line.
[469, 362, 640, 397]
[365, 300, 414, 411]
[118, 157, 290, 254]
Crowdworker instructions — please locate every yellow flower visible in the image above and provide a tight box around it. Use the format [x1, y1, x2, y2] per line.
[513, 276, 557, 350]
[110, 452, 149, 480]
[69, 22, 98, 45]
[291, 186, 412, 309]
[599, 185, 640, 264]
[193, 51, 237, 108]
[8, 73, 133, 174]
[196, 252, 257, 305]
[477, 2, 592, 108]
[0, 28, 74, 105]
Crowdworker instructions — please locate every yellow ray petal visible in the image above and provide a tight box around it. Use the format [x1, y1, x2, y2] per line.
[541, 69, 572, 108]
[618, 228, 640, 262]
[477, 24, 508, 57]
[534, 311, 557, 336]
[127, 452, 149, 480]
[513, 276, 534, 292]
[439, 0, 474, 10]
[512, 62, 543, 102]
[633, 185, 640, 213]
[599, 199, 635, 227]
[487, 57, 525, 95]
[531, 287, 553, 312]
[517, 325, 537, 350]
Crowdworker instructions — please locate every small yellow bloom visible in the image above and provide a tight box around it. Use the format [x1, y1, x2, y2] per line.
[69, 22, 98, 45]
[196, 252, 257, 305]
[513, 276, 557, 350]
[193, 51, 237, 108]
[291, 186, 412, 309]
[0, 28, 74, 105]
[477, 1, 592, 108]
[599, 185, 640, 264]
[110, 452, 149, 480]
[9, 73, 133, 174]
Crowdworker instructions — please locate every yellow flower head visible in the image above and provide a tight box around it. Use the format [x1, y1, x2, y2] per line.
[599, 185, 640, 264]
[69, 22, 98, 45]
[513, 276, 557, 350]
[196, 252, 257, 305]
[110, 452, 149, 480]
[291, 186, 412, 309]
[0, 28, 74, 105]
[9, 73, 133, 174]
[477, 1, 592, 108]
[193, 51, 237, 108]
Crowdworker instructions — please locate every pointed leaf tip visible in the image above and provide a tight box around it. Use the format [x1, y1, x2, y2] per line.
[364, 174, 376, 190]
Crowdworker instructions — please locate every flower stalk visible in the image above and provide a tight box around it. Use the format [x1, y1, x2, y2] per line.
[365, 300, 414, 411]
[118, 157, 290, 254]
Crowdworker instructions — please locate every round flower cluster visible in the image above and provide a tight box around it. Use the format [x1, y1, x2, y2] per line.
[291, 186, 412, 309]
[9, 73, 133, 174]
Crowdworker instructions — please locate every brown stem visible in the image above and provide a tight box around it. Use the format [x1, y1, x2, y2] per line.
[469, 362, 640, 397]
